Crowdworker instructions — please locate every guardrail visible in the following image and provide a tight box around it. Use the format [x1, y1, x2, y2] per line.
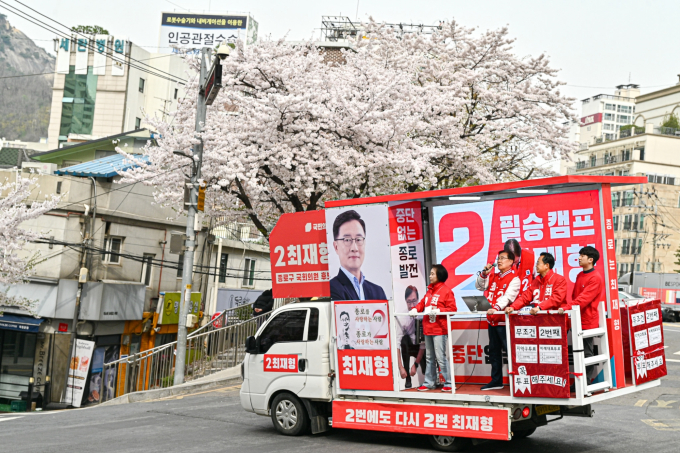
[101, 310, 275, 403]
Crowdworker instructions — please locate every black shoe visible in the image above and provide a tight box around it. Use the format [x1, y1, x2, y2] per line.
[405, 376, 412, 389]
[481, 382, 504, 391]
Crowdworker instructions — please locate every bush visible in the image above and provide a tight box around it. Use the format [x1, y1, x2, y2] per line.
[661, 113, 680, 129]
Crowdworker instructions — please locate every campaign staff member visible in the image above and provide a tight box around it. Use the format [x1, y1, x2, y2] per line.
[476, 250, 520, 391]
[505, 239, 535, 291]
[505, 252, 568, 315]
[409, 264, 457, 392]
[330, 210, 387, 301]
[563, 246, 604, 382]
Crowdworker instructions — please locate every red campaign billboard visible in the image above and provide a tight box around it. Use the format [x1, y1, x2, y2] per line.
[269, 210, 330, 298]
[580, 112, 603, 126]
[332, 400, 510, 441]
[334, 300, 393, 391]
[639, 287, 680, 304]
[508, 314, 570, 398]
[621, 300, 667, 385]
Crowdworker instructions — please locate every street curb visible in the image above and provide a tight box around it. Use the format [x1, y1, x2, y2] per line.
[100, 375, 242, 406]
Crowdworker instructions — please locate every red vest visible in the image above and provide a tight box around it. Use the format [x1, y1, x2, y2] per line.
[513, 248, 535, 293]
[486, 269, 518, 326]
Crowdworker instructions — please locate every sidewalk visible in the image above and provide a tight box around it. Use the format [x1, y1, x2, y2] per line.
[100, 366, 242, 406]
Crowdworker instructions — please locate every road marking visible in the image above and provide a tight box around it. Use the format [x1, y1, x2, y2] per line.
[663, 328, 680, 333]
[642, 419, 680, 431]
[674, 351, 680, 355]
[634, 400, 647, 407]
[0, 416, 23, 422]
[149, 384, 242, 402]
[666, 359, 680, 363]
[654, 400, 677, 408]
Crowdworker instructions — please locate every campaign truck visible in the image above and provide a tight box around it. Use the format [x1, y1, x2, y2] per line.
[239, 175, 667, 451]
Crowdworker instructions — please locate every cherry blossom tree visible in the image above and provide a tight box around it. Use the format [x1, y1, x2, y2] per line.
[0, 175, 60, 315]
[121, 18, 576, 239]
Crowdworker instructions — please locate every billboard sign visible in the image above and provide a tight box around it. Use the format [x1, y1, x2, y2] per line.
[159, 12, 258, 53]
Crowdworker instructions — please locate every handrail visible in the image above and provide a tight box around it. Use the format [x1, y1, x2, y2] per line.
[188, 302, 256, 337]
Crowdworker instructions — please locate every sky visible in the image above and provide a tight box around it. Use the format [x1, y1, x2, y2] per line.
[3, 0, 680, 170]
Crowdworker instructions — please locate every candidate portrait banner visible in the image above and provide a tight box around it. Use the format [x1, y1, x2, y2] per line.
[508, 313, 570, 398]
[622, 300, 667, 385]
[334, 300, 393, 391]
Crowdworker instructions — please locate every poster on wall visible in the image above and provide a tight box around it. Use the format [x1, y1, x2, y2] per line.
[269, 210, 330, 298]
[334, 300, 393, 391]
[63, 339, 95, 407]
[622, 300, 667, 385]
[388, 201, 428, 390]
[508, 313, 570, 398]
[326, 204, 392, 301]
[432, 191, 604, 302]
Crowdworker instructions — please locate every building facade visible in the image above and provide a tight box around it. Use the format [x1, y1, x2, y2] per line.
[47, 34, 188, 149]
[578, 84, 639, 147]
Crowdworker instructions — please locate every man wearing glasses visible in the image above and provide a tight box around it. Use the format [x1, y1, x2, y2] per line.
[330, 210, 388, 301]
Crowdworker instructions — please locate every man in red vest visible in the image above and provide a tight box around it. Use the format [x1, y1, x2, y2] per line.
[476, 250, 520, 390]
[563, 246, 604, 382]
[504, 239, 535, 293]
[505, 252, 568, 315]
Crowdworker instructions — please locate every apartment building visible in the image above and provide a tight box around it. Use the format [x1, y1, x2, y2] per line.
[579, 84, 639, 147]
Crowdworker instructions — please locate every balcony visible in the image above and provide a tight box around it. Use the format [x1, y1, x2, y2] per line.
[568, 153, 633, 174]
[619, 127, 645, 138]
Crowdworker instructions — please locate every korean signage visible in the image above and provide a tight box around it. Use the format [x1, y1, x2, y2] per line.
[158, 292, 201, 324]
[332, 401, 510, 441]
[508, 314, 570, 398]
[63, 339, 95, 408]
[56, 35, 128, 76]
[449, 319, 506, 385]
[580, 113, 603, 126]
[334, 300, 393, 391]
[270, 210, 330, 298]
[263, 354, 299, 373]
[622, 300, 667, 385]
[159, 12, 258, 53]
[639, 287, 679, 304]
[432, 191, 605, 301]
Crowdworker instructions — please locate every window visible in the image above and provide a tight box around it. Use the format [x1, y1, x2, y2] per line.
[612, 215, 619, 231]
[141, 253, 155, 286]
[621, 149, 630, 161]
[604, 133, 614, 140]
[0, 331, 37, 378]
[218, 253, 228, 283]
[590, 155, 596, 167]
[621, 239, 630, 255]
[308, 308, 319, 341]
[587, 126, 591, 131]
[139, 78, 145, 93]
[617, 115, 631, 124]
[623, 214, 632, 230]
[56, 181, 62, 194]
[638, 147, 645, 161]
[622, 190, 634, 206]
[257, 310, 308, 353]
[104, 237, 123, 264]
[604, 113, 614, 121]
[59, 66, 98, 140]
[632, 239, 642, 255]
[174, 88, 178, 99]
[242, 258, 255, 286]
[603, 123, 614, 131]
[617, 105, 632, 114]
[638, 214, 645, 230]
[611, 191, 620, 208]
[135, 117, 141, 129]
[605, 103, 615, 111]
[177, 253, 184, 278]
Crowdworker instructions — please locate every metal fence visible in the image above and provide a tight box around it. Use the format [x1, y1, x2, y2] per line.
[101, 310, 275, 403]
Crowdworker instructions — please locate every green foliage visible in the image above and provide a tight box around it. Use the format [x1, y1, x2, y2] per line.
[71, 25, 109, 35]
[661, 112, 680, 130]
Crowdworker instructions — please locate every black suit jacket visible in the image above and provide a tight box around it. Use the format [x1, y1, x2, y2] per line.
[330, 269, 388, 301]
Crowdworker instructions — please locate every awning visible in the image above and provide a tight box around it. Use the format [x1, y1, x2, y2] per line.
[0, 314, 44, 333]
[55, 153, 150, 178]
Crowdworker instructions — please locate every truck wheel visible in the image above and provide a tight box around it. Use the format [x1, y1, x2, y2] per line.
[271, 393, 309, 436]
[513, 427, 536, 439]
[428, 435, 472, 452]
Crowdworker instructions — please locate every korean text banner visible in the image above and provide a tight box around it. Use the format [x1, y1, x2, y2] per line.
[622, 300, 667, 385]
[63, 339, 95, 407]
[509, 314, 570, 398]
[335, 300, 393, 391]
[433, 191, 605, 299]
[332, 400, 510, 441]
[449, 319, 506, 385]
[270, 210, 330, 298]
[159, 12, 257, 53]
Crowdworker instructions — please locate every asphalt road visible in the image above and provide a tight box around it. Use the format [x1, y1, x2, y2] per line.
[3, 322, 680, 453]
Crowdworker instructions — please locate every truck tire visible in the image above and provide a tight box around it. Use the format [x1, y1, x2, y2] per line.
[513, 427, 536, 439]
[428, 435, 472, 452]
[271, 393, 309, 436]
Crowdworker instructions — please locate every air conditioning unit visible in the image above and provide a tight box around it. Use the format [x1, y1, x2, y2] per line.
[21, 161, 57, 175]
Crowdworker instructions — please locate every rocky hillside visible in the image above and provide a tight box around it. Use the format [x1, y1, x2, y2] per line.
[0, 14, 55, 142]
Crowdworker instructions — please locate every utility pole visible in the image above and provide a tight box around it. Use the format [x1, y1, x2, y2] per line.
[652, 205, 658, 272]
[174, 43, 229, 385]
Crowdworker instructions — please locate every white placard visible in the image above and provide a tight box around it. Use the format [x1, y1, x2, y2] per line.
[539, 326, 561, 340]
[634, 329, 649, 350]
[631, 312, 646, 327]
[335, 302, 390, 350]
[648, 325, 662, 346]
[539, 344, 562, 364]
[646, 308, 660, 324]
[56, 36, 71, 74]
[93, 34, 108, 75]
[514, 326, 536, 339]
[515, 344, 537, 363]
[63, 339, 95, 408]
[74, 37, 89, 74]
